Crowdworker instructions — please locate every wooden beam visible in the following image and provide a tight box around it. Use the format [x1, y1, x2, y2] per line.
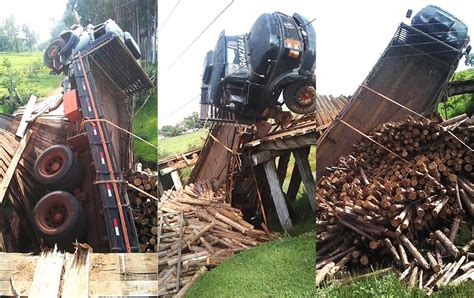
[170, 170, 183, 191]
[277, 152, 291, 183]
[293, 147, 316, 211]
[287, 163, 302, 202]
[0, 130, 32, 205]
[263, 159, 293, 232]
[260, 132, 317, 151]
[250, 150, 284, 166]
[15, 95, 37, 138]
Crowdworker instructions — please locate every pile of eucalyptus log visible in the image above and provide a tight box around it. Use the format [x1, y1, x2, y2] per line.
[316, 114, 474, 293]
[158, 180, 274, 296]
[127, 170, 159, 252]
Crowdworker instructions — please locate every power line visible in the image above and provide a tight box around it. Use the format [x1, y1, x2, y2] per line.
[160, 94, 201, 121]
[157, 0, 181, 35]
[166, 0, 235, 71]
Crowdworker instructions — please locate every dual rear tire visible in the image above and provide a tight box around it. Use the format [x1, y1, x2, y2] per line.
[32, 145, 85, 244]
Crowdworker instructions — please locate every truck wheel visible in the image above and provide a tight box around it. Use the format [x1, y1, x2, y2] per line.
[44, 38, 65, 74]
[283, 82, 316, 114]
[33, 145, 83, 190]
[33, 191, 86, 243]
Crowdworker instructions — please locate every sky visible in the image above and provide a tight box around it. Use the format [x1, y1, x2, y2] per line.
[158, 0, 474, 127]
[0, 0, 68, 42]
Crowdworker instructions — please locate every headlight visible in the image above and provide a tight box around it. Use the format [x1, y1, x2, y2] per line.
[284, 38, 302, 50]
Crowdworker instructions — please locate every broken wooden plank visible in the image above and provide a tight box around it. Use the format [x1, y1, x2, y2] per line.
[171, 170, 183, 191]
[15, 96, 37, 138]
[61, 245, 91, 298]
[0, 129, 33, 204]
[29, 246, 64, 298]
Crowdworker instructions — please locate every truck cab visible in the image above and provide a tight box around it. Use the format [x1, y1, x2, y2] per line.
[201, 11, 316, 123]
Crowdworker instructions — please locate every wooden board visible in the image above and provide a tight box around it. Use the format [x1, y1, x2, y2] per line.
[89, 253, 158, 296]
[15, 95, 36, 138]
[0, 129, 32, 204]
[0, 252, 158, 296]
[188, 124, 240, 188]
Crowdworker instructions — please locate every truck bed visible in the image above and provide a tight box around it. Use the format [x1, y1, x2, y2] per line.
[316, 23, 463, 179]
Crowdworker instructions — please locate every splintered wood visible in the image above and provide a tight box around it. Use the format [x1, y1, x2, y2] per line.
[127, 170, 159, 252]
[316, 114, 474, 293]
[158, 180, 274, 296]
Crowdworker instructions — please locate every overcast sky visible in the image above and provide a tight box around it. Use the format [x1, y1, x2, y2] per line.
[0, 0, 67, 42]
[158, 0, 473, 127]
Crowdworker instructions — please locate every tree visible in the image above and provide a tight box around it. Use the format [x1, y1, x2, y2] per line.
[181, 112, 203, 131]
[22, 25, 38, 52]
[0, 29, 9, 51]
[3, 16, 21, 53]
[61, 0, 157, 63]
[160, 125, 181, 138]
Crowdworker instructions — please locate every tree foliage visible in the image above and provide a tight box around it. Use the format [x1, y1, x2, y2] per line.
[438, 68, 474, 119]
[59, 0, 157, 63]
[0, 16, 40, 52]
[182, 112, 203, 131]
[0, 58, 38, 114]
[160, 125, 184, 138]
[22, 25, 38, 52]
[159, 112, 204, 138]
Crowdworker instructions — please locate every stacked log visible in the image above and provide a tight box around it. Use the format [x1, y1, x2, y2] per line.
[158, 180, 274, 296]
[316, 114, 474, 293]
[126, 170, 159, 252]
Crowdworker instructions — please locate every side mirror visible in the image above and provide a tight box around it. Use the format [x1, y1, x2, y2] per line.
[406, 9, 413, 19]
[202, 51, 213, 84]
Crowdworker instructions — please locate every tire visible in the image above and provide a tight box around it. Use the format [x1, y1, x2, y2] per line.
[283, 82, 317, 114]
[33, 145, 83, 190]
[33, 191, 86, 243]
[44, 38, 66, 74]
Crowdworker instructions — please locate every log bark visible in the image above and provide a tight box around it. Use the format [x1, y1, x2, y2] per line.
[399, 235, 430, 270]
[434, 230, 460, 258]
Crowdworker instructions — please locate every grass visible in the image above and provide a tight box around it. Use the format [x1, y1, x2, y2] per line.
[133, 89, 157, 163]
[315, 271, 474, 297]
[187, 232, 316, 297]
[186, 137, 316, 296]
[0, 52, 64, 99]
[188, 179, 316, 297]
[158, 129, 208, 159]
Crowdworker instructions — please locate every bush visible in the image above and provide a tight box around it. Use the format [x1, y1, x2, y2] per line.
[437, 68, 474, 119]
[0, 57, 41, 113]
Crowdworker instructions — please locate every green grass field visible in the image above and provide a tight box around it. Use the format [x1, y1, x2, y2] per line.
[0, 52, 64, 99]
[133, 90, 157, 163]
[158, 129, 208, 158]
[187, 232, 316, 297]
